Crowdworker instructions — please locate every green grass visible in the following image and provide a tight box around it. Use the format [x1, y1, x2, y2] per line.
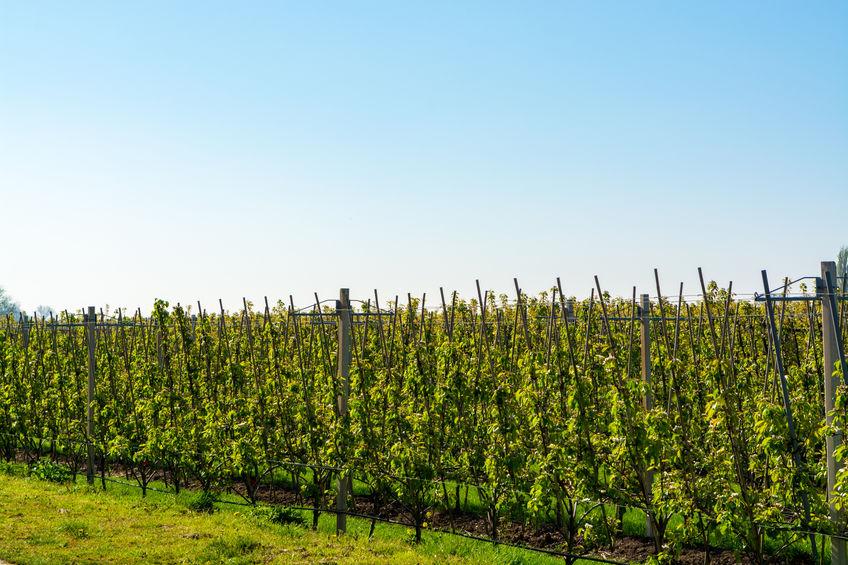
[0, 457, 822, 564]
[0, 464, 581, 565]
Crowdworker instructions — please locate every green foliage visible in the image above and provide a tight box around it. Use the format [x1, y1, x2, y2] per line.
[0, 285, 835, 562]
[186, 490, 217, 514]
[251, 504, 307, 527]
[0, 460, 22, 476]
[30, 458, 72, 483]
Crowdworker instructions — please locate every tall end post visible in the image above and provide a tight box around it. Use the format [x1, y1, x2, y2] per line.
[822, 261, 847, 565]
[639, 293, 655, 540]
[85, 306, 96, 485]
[336, 288, 351, 534]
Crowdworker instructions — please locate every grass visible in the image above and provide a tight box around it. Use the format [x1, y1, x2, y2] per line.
[0, 463, 579, 565]
[0, 458, 820, 564]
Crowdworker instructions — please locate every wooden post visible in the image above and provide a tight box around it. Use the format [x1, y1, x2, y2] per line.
[822, 261, 847, 565]
[640, 294, 655, 539]
[336, 288, 351, 534]
[85, 306, 96, 485]
[21, 312, 30, 348]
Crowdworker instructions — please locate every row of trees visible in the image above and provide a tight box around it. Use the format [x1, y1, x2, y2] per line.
[0, 285, 54, 319]
[0, 276, 845, 563]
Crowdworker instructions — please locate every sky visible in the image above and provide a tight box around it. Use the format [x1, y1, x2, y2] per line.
[1, 1, 846, 314]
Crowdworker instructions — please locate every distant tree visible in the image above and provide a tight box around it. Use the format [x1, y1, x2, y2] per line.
[0, 287, 20, 317]
[35, 305, 55, 319]
[839, 246, 848, 288]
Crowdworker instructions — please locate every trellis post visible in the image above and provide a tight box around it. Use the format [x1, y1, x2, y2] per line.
[336, 288, 351, 534]
[85, 306, 96, 485]
[640, 293, 655, 539]
[21, 312, 30, 348]
[822, 261, 847, 565]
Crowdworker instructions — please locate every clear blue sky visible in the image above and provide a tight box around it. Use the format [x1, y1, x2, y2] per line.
[1, 1, 846, 313]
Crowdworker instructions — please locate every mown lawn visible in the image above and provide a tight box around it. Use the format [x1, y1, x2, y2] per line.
[0, 468, 571, 565]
